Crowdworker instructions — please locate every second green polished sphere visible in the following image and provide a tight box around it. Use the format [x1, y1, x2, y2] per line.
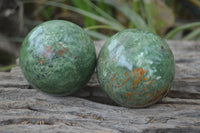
[97, 29, 175, 108]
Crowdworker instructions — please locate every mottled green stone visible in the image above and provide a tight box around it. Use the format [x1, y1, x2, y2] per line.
[20, 20, 96, 96]
[97, 29, 175, 108]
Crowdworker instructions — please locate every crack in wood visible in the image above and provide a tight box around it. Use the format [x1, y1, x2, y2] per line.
[0, 118, 53, 126]
[0, 117, 77, 127]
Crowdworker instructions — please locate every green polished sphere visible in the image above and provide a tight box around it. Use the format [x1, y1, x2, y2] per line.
[20, 20, 96, 96]
[97, 29, 175, 108]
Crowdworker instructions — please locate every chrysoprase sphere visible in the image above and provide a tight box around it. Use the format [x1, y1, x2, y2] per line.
[97, 29, 175, 108]
[20, 20, 96, 96]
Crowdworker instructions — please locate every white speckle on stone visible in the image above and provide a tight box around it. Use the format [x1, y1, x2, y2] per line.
[108, 39, 119, 52]
[156, 76, 161, 80]
[117, 55, 133, 71]
[148, 68, 157, 77]
[103, 71, 107, 77]
[146, 60, 153, 64]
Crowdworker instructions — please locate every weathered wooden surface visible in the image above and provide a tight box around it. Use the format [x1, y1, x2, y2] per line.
[0, 40, 200, 133]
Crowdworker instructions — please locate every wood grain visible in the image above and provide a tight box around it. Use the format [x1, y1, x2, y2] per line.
[0, 40, 200, 133]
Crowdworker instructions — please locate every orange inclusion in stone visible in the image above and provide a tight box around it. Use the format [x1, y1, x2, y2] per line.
[143, 88, 147, 91]
[124, 92, 136, 100]
[131, 68, 147, 88]
[38, 60, 44, 64]
[117, 68, 147, 88]
[146, 86, 169, 104]
[117, 77, 131, 87]
[58, 49, 65, 56]
[108, 83, 111, 87]
[143, 76, 148, 81]
[124, 72, 129, 76]
[144, 79, 155, 85]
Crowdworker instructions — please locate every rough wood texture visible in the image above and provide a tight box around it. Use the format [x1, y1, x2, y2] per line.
[0, 40, 200, 133]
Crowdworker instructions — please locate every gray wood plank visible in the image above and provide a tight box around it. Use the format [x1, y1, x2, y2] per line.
[0, 40, 200, 133]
